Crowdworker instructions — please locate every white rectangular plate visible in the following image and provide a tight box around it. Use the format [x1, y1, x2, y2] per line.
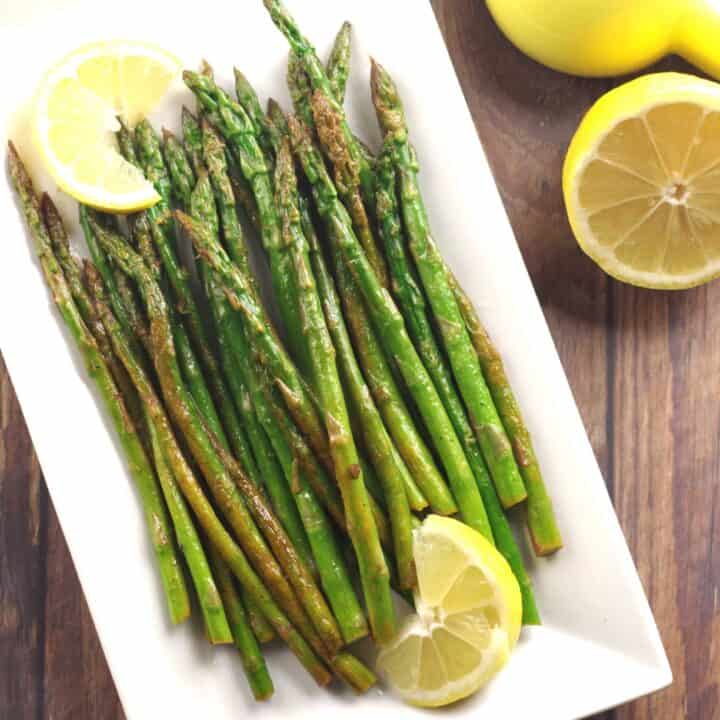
[0, 1, 671, 718]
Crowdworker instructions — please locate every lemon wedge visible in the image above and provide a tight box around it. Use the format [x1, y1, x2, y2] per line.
[564, 72, 720, 289]
[34, 41, 181, 212]
[377, 515, 521, 708]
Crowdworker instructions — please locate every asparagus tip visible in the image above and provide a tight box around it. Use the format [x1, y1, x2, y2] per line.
[181, 105, 197, 122]
[161, 127, 175, 142]
[199, 58, 214, 78]
[7, 139, 19, 163]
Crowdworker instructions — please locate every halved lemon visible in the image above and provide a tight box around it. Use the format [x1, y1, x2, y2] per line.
[376, 515, 521, 707]
[34, 41, 181, 212]
[564, 72, 720, 289]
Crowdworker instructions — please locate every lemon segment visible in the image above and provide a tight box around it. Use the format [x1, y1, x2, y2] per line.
[376, 515, 521, 708]
[33, 41, 181, 212]
[563, 72, 720, 289]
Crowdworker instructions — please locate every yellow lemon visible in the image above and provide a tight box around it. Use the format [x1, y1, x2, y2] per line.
[376, 515, 521, 708]
[564, 72, 720, 289]
[34, 41, 181, 212]
[486, 0, 720, 79]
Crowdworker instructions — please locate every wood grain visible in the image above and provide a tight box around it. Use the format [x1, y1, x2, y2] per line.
[0, 2, 718, 718]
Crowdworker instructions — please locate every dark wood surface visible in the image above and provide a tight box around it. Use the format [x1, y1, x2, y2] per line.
[1, 2, 718, 718]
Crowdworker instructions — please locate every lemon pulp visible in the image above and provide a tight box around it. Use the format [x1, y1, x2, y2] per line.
[34, 41, 180, 211]
[564, 72, 720, 289]
[377, 515, 521, 707]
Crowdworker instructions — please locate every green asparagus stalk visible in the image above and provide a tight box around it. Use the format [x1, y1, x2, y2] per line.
[199, 121, 367, 641]
[182, 106, 205, 176]
[289, 116, 491, 537]
[264, 105, 435, 515]
[53, 204, 236, 641]
[447, 271, 562, 554]
[183, 71, 312, 376]
[286, 53, 376, 171]
[144, 402, 232, 644]
[134, 119, 255, 471]
[116, 117, 138, 167]
[210, 268, 368, 644]
[199, 117, 262, 300]
[86, 249, 331, 686]
[326, 21, 352, 103]
[311, 93, 387, 291]
[287, 51, 315, 129]
[162, 128, 195, 209]
[206, 544, 274, 700]
[374, 152, 541, 620]
[263, 0, 388, 287]
[177, 209, 396, 645]
[295, 191, 415, 589]
[274, 138, 399, 626]
[241, 584, 276, 645]
[44, 198, 146, 434]
[371, 62, 529, 510]
[374, 151, 493, 540]
[264, 382, 392, 552]
[79, 207, 151, 363]
[233, 68, 274, 159]
[90, 219, 343, 659]
[8, 143, 190, 626]
[97, 219, 379, 688]
[187, 166, 315, 573]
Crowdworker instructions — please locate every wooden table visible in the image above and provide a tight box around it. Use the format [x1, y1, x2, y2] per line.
[2, 2, 718, 718]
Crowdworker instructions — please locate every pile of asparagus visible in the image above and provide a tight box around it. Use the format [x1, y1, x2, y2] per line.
[8, 0, 561, 701]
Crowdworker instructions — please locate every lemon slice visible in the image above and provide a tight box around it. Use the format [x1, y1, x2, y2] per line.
[377, 515, 521, 708]
[564, 72, 720, 289]
[34, 41, 181, 211]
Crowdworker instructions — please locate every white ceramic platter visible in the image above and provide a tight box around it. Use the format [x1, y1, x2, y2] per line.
[0, 1, 671, 718]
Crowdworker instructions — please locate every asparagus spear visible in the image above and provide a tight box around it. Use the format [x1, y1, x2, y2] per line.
[162, 128, 195, 209]
[289, 116, 495, 540]
[274, 138, 399, 627]
[7, 144, 190, 625]
[264, 106, 441, 516]
[329, 226, 450, 513]
[200, 121, 368, 643]
[45, 199, 145, 432]
[85, 249, 331, 686]
[99, 216, 377, 687]
[287, 51, 315, 129]
[134, 119, 255, 471]
[374, 154, 540, 620]
[296, 191, 415, 589]
[373, 151, 493, 540]
[187, 165, 315, 573]
[326, 21, 352, 103]
[311, 92, 387, 292]
[143, 395, 232, 644]
[263, 0, 389, 287]
[90, 219, 344, 659]
[186, 72, 312, 376]
[182, 106, 205, 176]
[447, 271, 562, 554]
[206, 544, 274, 700]
[178, 209, 396, 645]
[371, 62, 529, 511]
[211, 274, 369, 644]
[287, 52, 376, 170]
[233, 68, 274, 159]
[53, 198, 238, 642]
